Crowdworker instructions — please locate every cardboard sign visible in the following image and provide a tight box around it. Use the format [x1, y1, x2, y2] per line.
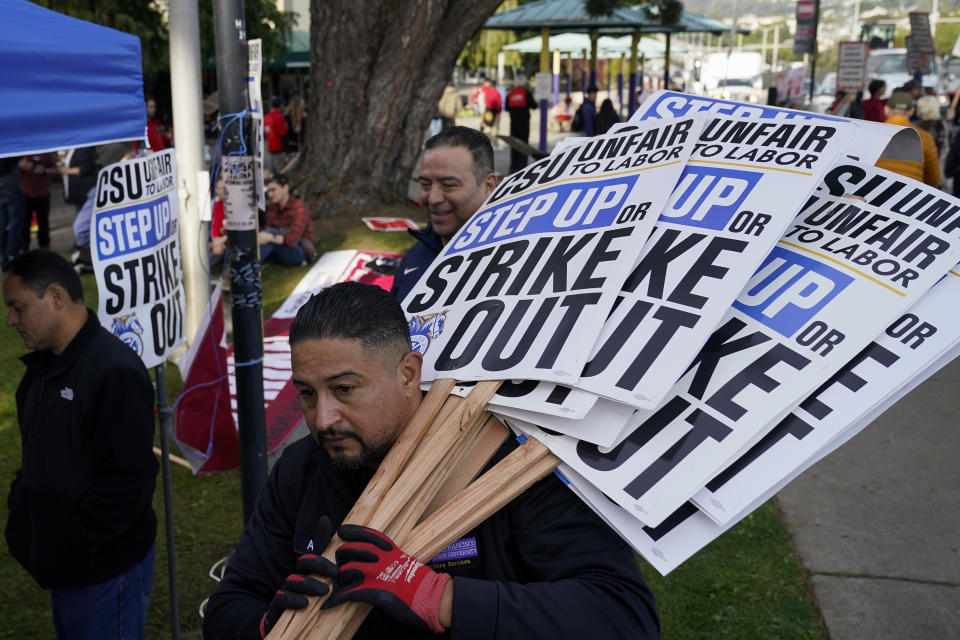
[540, 160, 960, 527]
[92, 149, 185, 368]
[630, 90, 916, 167]
[568, 335, 960, 576]
[577, 116, 855, 410]
[248, 39, 266, 212]
[786, 66, 807, 100]
[909, 12, 934, 55]
[694, 266, 960, 524]
[361, 217, 420, 232]
[794, 0, 819, 56]
[836, 41, 869, 91]
[404, 116, 706, 384]
[486, 114, 856, 423]
[221, 155, 257, 231]
[535, 72, 553, 103]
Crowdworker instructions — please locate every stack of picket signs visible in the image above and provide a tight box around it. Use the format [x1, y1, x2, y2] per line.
[271, 91, 960, 639]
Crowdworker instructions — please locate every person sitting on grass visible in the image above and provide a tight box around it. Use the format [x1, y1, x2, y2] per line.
[259, 173, 316, 267]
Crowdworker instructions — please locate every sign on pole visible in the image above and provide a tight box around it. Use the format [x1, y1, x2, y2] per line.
[836, 41, 869, 91]
[534, 72, 553, 103]
[91, 149, 186, 368]
[909, 12, 935, 55]
[793, 0, 819, 56]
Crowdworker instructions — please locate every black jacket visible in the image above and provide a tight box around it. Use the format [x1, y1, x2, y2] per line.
[6, 311, 158, 589]
[391, 224, 444, 305]
[64, 146, 97, 205]
[203, 435, 660, 640]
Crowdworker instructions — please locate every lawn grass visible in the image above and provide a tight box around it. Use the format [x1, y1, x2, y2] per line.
[0, 211, 824, 638]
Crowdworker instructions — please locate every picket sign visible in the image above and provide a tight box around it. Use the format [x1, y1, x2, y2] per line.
[693, 266, 960, 524]
[407, 115, 706, 385]
[91, 149, 185, 367]
[543, 159, 960, 528]
[480, 92, 915, 434]
[552, 333, 960, 576]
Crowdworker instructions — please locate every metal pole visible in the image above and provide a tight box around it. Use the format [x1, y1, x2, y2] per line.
[154, 363, 180, 640]
[213, 0, 267, 524]
[664, 33, 672, 89]
[629, 33, 639, 116]
[809, 0, 820, 102]
[539, 28, 550, 154]
[589, 29, 599, 87]
[169, 0, 208, 343]
[773, 25, 780, 71]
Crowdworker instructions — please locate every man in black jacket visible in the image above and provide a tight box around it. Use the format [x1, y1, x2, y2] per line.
[204, 282, 660, 639]
[391, 127, 498, 304]
[3, 250, 158, 640]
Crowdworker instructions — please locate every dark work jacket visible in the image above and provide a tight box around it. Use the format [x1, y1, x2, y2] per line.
[203, 435, 661, 640]
[391, 224, 444, 305]
[6, 311, 158, 589]
[64, 147, 97, 205]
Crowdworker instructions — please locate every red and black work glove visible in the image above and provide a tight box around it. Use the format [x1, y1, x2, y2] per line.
[260, 518, 340, 638]
[322, 524, 451, 633]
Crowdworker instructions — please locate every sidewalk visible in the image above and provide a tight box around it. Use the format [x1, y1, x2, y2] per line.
[777, 356, 960, 639]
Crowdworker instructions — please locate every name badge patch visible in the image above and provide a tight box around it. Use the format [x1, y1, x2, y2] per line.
[429, 536, 479, 564]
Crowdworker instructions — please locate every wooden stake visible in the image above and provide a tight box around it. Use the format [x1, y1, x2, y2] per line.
[421, 416, 510, 520]
[332, 415, 512, 640]
[329, 437, 558, 640]
[295, 383, 500, 639]
[403, 438, 558, 562]
[268, 378, 455, 640]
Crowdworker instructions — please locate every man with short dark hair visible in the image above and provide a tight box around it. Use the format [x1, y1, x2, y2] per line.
[3, 249, 158, 640]
[391, 127, 498, 302]
[861, 79, 887, 122]
[260, 173, 316, 266]
[203, 281, 660, 640]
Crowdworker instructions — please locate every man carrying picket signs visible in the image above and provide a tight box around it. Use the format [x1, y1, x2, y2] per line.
[391, 127, 498, 303]
[203, 282, 660, 640]
[3, 250, 158, 639]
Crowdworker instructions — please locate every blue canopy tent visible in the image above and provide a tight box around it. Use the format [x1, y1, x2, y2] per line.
[0, 0, 146, 158]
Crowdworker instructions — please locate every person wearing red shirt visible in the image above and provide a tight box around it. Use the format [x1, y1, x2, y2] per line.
[860, 80, 887, 123]
[146, 99, 171, 151]
[259, 174, 315, 266]
[264, 97, 289, 177]
[480, 77, 502, 146]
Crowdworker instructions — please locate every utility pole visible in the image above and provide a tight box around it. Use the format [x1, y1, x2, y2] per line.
[169, 0, 208, 345]
[212, 0, 268, 524]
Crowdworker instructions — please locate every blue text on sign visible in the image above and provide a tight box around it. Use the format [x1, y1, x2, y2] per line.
[733, 246, 853, 337]
[448, 175, 638, 254]
[662, 165, 762, 231]
[95, 197, 173, 260]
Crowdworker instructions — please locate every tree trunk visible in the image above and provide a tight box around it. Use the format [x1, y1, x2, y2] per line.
[301, 0, 501, 216]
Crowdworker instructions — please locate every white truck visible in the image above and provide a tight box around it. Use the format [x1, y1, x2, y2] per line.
[698, 51, 764, 103]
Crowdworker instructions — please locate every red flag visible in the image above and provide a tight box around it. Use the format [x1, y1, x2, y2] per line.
[174, 284, 238, 474]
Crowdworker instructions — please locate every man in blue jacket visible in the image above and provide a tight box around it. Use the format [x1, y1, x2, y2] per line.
[391, 127, 498, 304]
[3, 250, 158, 639]
[204, 282, 660, 639]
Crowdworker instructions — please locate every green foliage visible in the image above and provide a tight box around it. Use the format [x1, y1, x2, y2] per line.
[33, 0, 294, 84]
[34, 0, 169, 78]
[196, 0, 297, 67]
[935, 21, 960, 56]
[640, 0, 684, 25]
[459, 0, 522, 71]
